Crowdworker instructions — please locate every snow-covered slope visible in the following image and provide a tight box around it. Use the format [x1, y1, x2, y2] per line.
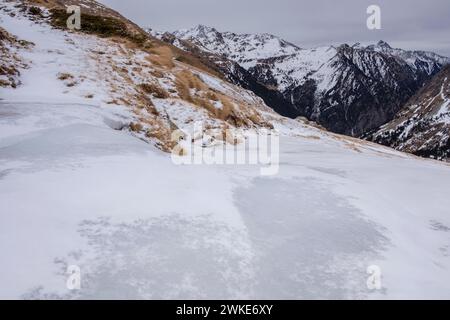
[3, 98, 450, 299]
[1, 1, 450, 300]
[370, 65, 450, 160]
[168, 26, 449, 136]
[1, 2, 291, 152]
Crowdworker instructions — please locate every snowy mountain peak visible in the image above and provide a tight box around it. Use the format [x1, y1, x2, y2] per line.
[365, 40, 392, 51]
[175, 24, 296, 47]
[376, 40, 392, 49]
[176, 24, 220, 40]
[365, 41, 449, 76]
[173, 25, 302, 68]
[192, 24, 218, 34]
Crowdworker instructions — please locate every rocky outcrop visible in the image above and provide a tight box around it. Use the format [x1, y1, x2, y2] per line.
[368, 65, 450, 161]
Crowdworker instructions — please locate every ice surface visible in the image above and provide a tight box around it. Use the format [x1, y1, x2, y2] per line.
[1, 98, 450, 299]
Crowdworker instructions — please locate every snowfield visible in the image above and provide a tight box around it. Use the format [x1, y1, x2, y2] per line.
[1, 97, 450, 299]
[1, 2, 450, 300]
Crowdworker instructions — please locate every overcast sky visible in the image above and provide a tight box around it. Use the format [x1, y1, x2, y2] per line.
[99, 0, 450, 56]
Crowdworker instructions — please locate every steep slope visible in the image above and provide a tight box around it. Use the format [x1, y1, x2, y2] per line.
[1, 1, 291, 153]
[1, 0, 450, 300]
[369, 65, 450, 160]
[169, 26, 449, 136]
[0, 26, 31, 88]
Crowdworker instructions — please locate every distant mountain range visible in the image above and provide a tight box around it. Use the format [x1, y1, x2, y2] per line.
[149, 24, 449, 160]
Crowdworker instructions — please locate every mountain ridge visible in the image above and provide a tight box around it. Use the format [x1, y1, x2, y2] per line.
[155, 25, 449, 137]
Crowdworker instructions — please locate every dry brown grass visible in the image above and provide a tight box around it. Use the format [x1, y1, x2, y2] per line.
[26, 0, 55, 7]
[118, 96, 132, 106]
[174, 69, 211, 106]
[146, 46, 174, 69]
[176, 70, 206, 91]
[346, 143, 362, 153]
[145, 124, 175, 151]
[134, 93, 158, 115]
[247, 112, 263, 125]
[149, 69, 164, 78]
[195, 93, 239, 124]
[175, 81, 192, 103]
[216, 95, 234, 121]
[175, 71, 193, 102]
[224, 128, 245, 145]
[30, 0, 147, 41]
[205, 91, 219, 101]
[106, 99, 120, 105]
[171, 47, 223, 79]
[195, 97, 216, 114]
[0, 79, 10, 87]
[57, 72, 73, 81]
[129, 122, 143, 132]
[138, 82, 169, 99]
[302, 135, 321, 140]
[173, 70, 262, 127]
[66, 81, 77, 87]
[0, 65, 17, 76]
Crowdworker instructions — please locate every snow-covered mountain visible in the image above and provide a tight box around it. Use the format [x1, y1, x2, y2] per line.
[162, 26, 450, 136]
[173, 25, 302, 68]
[365, 40, 449, 76]
[1, 1, 450, 300]
[369, 65, 450, 160]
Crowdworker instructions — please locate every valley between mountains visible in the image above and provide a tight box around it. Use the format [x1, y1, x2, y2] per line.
[152, 24, 450, 160]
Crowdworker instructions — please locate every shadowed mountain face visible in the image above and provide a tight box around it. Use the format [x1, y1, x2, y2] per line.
[152, 25, 449, 136]
[368, 65, 450, 161]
